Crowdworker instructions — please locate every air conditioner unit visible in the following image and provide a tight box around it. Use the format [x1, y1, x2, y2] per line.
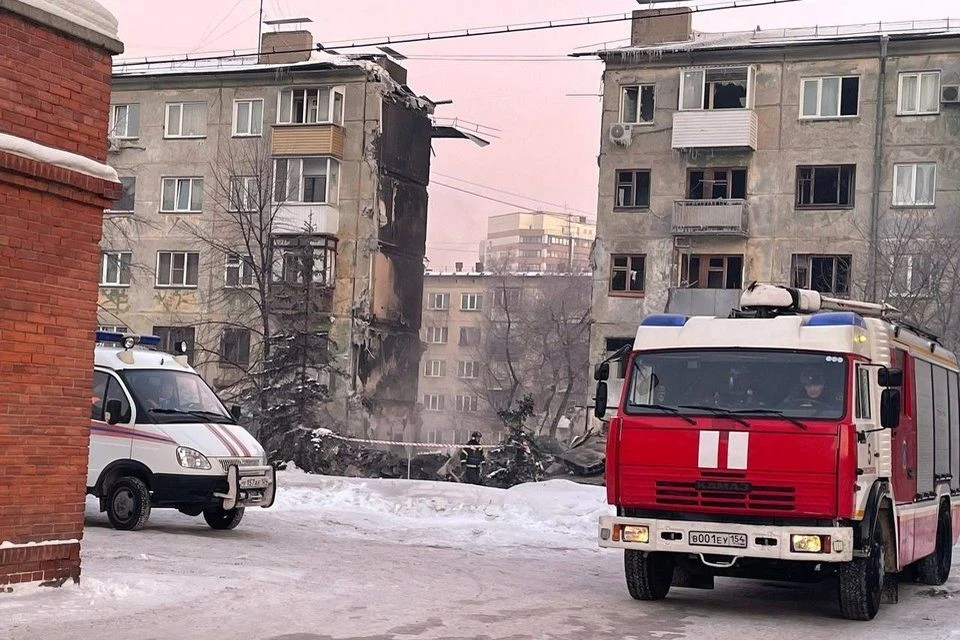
[609, 123, 633, 147]
[941, 84, 960, 104]
[107, 135, 121, 153]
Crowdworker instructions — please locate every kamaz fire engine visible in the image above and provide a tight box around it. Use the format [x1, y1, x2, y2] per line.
[594, 283, 960, 620]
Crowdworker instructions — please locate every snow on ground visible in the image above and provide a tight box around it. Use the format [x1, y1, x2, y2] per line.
[4, 473, 960, 640]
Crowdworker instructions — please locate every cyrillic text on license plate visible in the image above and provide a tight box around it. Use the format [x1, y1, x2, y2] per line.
[688, 531, 748, 548]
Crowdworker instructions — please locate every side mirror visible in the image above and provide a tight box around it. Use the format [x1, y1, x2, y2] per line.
[594, 382, 608, 419]
[594, 362, 610, 382]
[230, 405, 242, 421]
[878, 367, 903, 388]
[880, 388, 901, 429]
[104, 398, 123, 425]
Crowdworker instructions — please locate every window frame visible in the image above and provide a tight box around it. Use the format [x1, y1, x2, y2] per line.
[681, 253, 744, 290]
[276, 86, 346, 125]
[795, 164, 856, 210]
[423, 394, 445, 411]
[228, 175, 259, 212]
[897, 71, 941, 116]
[619, 84, 655, 125]
[609, 253, 646, 297]
[273, 157, 341, 205]
[855, 365, 872, 420]
[686, 167, 747, 200]
[424, 359, 446, 378]
[458, 361, 481, 379]
[109, 103, 140, 139]
[892, 162, 937, 207]
[427, 292, 450, 310]
[615, 169, 651, 210]
[232, 99, 264, 137]
[224, 252, 255, 288]
[425, 326, 449, 344]
[269, 235, 337, 286]
[155, 250, 200, 288]
[459, 326, 481, 346]
[799, 75, 861, 119]
[460, 293, 483, 311]
[455, 394, 479, 412]
[107, 176, 136, 213]
[679, 66, 754, 112]
[100, 251, 132, 287]
[160, 177, 204, 213]
[164, 101, 207, 138]
[790, 253, 852, 297]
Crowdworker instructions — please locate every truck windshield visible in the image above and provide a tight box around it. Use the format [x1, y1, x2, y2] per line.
[123, 370, 232, 423]
[625, 349, 847, 420]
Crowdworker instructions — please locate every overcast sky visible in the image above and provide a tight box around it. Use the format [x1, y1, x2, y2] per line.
[99, 0, 957, 268]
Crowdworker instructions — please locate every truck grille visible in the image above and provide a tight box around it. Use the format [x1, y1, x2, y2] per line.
[218, 457, 262, 472]
[655, 479, 795, 511]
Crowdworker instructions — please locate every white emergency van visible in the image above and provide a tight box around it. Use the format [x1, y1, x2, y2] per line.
[88, 331, 276, 531]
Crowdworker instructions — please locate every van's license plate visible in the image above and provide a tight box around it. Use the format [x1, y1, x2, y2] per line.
[239, 476, 270, 489]
[689, 531, 748, 548]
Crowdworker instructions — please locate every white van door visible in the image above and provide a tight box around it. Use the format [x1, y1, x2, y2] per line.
[88, 370, 134, 487]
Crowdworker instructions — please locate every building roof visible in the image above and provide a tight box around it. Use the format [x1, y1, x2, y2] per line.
[591, 18, 960, 59]
[9, 0, 121, 52]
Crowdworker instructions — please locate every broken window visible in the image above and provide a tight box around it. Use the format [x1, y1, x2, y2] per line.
[270, 235, 337, 286]
[687, 168, 747, 199]
[220, 328, 251, 367]
[615, 170, 651, 208]
[277, 87, 345, 125]
[791, 254, 851, 297]
[801, 76, 860, 118]
[680, 67, 750, 111]
[898, 72, 940, 115]
[681, 254, 743, 289]
[609, 254, 645, 295]
[893, 163, 936, 206]
[620, 85, 655, 124]
[796, 165, 855, 208]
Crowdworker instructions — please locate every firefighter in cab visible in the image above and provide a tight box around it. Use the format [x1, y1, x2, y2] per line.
[460, 431, 485, 485]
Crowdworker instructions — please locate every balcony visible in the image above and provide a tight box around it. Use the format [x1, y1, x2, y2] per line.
[271, 124, 345, 158]
[671, 110, 758, 150]
[272, 203, 339, 235]
[672, 199, 747, 236]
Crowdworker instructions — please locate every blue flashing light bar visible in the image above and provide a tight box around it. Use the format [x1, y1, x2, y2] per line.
[95, 331, 163, 348]
[641, 313, 689, 327]
[805, 311, 867, 329]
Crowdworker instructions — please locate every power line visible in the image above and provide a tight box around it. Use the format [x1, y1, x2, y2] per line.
[433, 172, 594, 217]
[114, 0, 803, 67]
[432, 180, 543, 212]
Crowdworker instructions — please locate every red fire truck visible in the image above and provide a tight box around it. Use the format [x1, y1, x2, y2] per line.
[594, 283, 960, 620]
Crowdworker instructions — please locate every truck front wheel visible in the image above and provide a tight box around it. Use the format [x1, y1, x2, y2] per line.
[625, 550, 674, 600]
[106, 476, 151, 531]
[838, 525, 884, 620]
[203, 505, 245, 530]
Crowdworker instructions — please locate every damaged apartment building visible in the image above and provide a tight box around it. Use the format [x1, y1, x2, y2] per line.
[587, 9, 960, 398]
[100, 26, 460, 437]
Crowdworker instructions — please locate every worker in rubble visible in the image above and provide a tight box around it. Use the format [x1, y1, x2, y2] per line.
[460, 431, 485, 485]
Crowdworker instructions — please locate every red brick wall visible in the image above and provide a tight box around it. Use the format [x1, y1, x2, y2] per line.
[0, 10, 113, 161]
[0, 6, 120, 586]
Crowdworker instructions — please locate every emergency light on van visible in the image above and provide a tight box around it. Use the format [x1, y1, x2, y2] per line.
[640, 314, 689, 327]
[803, 312, 867, 328]
[95, 331, 162, 349]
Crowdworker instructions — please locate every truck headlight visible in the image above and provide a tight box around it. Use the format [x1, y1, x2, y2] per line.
[791, 534, 826, 553]
[622, 525, 650, 544]
[176, 447, 211, 470]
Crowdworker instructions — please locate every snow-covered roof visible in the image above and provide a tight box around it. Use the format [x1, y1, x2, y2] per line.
[113, 50, 433, 111]
[596, 18, 960, 58]
[15, 0, 118, 41]
[0, 132, 117, 182]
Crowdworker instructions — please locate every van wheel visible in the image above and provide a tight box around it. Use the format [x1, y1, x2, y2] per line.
[917, 505, 952, 585]
[106, 476, 151, 531]
[625, 550, 674, 600]
[203, 506, 245, 530]
[838, 524, 884, 620]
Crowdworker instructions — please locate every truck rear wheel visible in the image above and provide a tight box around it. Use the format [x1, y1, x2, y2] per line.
[916, 505, 952, 586]
[106, 476, 151, 531]
[838, 525, 884, 621]
[203, 505, 245, 530]
[625, 550, 674, 600]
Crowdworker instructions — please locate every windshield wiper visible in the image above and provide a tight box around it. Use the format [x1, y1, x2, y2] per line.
[638, 404, 696, 425]
[148, 408, 232, 422]
[677, 405, 750, 428]
[729, 408, 808, 430]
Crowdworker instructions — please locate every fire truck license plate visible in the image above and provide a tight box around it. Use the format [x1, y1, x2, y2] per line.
[239, 476, 270, 489]
[689, 531, 748, 548]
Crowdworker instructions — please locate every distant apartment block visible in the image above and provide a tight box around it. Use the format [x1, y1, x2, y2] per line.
[481, 211, 595, 273]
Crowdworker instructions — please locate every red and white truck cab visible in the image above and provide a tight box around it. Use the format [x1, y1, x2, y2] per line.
[88, 331, 276, 531]
[595, 283, 960, 620]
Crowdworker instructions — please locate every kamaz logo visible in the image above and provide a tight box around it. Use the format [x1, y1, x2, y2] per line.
[695, 480, 752, 493]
